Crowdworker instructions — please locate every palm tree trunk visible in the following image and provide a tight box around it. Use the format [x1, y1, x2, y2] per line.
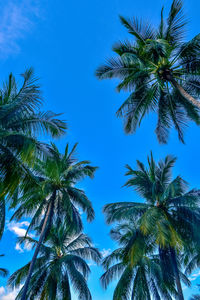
[21, 191, 56, 300]
[0, 198, 5, 240]
[159, 247, 174, 285]
[169, 248, 184, 300]
[170, 78, 200, 109]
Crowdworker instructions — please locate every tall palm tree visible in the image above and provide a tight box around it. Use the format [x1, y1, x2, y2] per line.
[101, 222, 183, 299]
[104, 153, 200, 300]
[96, 0, 200, 143]
[0, 68, 67, 238]
[9, 225, 101, 299]
[11, 143, 97, 300]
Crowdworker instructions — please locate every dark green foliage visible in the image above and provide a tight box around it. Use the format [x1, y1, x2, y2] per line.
[0, 68, 67, 196]
[11, 143, 97, 235]
[103, 153, 200, 299]
[9, 225, 101, 300]
[10, 143, 97, 299]
[96, 0, 200, 143]
[0, 68, 67, 239]
[104, 153, 200, 250]
[101, 222, 178, 299]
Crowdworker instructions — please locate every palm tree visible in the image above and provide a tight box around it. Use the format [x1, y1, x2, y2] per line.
[104, 153, 200, 300]
[96, 0, 200, 143]
[0, 68, 67, 238]
[101, 222, 182, 299]
[0, 254, 8, 278]
[0, 68, 67, 193]
[11, 143, 97, 300]
[9, 225, 101, 299]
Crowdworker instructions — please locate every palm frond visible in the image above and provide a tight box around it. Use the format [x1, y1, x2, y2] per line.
[119, 16, 156, 42]
[165, 0, 187, 45]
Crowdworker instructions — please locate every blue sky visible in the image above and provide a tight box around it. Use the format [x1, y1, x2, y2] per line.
[0, 0, 200, 298]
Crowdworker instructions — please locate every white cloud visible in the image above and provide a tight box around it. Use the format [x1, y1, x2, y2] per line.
[100, 248, 112, 258]
[0, 286, 5, 295]
[0, 285, 23, 300]
[188, 269, 200, 283]
[88, 261, 97, 267]
[0, 0, 42, 58]
[15, 243, 24, 253]
[192, 270, 200, 278]
[7, 220, 33, 253]
[24, 240, 33, 252]
[189, 276, 196, 281]
[9, 226, 27, 237]
[7, 220, 30, 237]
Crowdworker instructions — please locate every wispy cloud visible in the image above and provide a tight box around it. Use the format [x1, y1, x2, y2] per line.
[100, 248, 112, 258]
[7, 220, 33, 253]
[190, 270, 200, 281]
[0, 0, 42, 58]
[189, 276, 197, 281]
[15, 243, 24, 253]
[7, 220, 30, 237]
[0, 285, 23, 300]
[0, 287, 5, 295]
[88, 261, 97, 267]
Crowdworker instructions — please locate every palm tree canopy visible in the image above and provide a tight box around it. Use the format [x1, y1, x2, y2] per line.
[103, 153, 200, 299]
[11, 143, 97, 236]
[96, 0, 200, 143]
[0, 68, 67, 196]
[100, 222, 185, 300]
[9, 225, 101, 300]
[104, 153, 200, 250]
[0, 68, 67, 240]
